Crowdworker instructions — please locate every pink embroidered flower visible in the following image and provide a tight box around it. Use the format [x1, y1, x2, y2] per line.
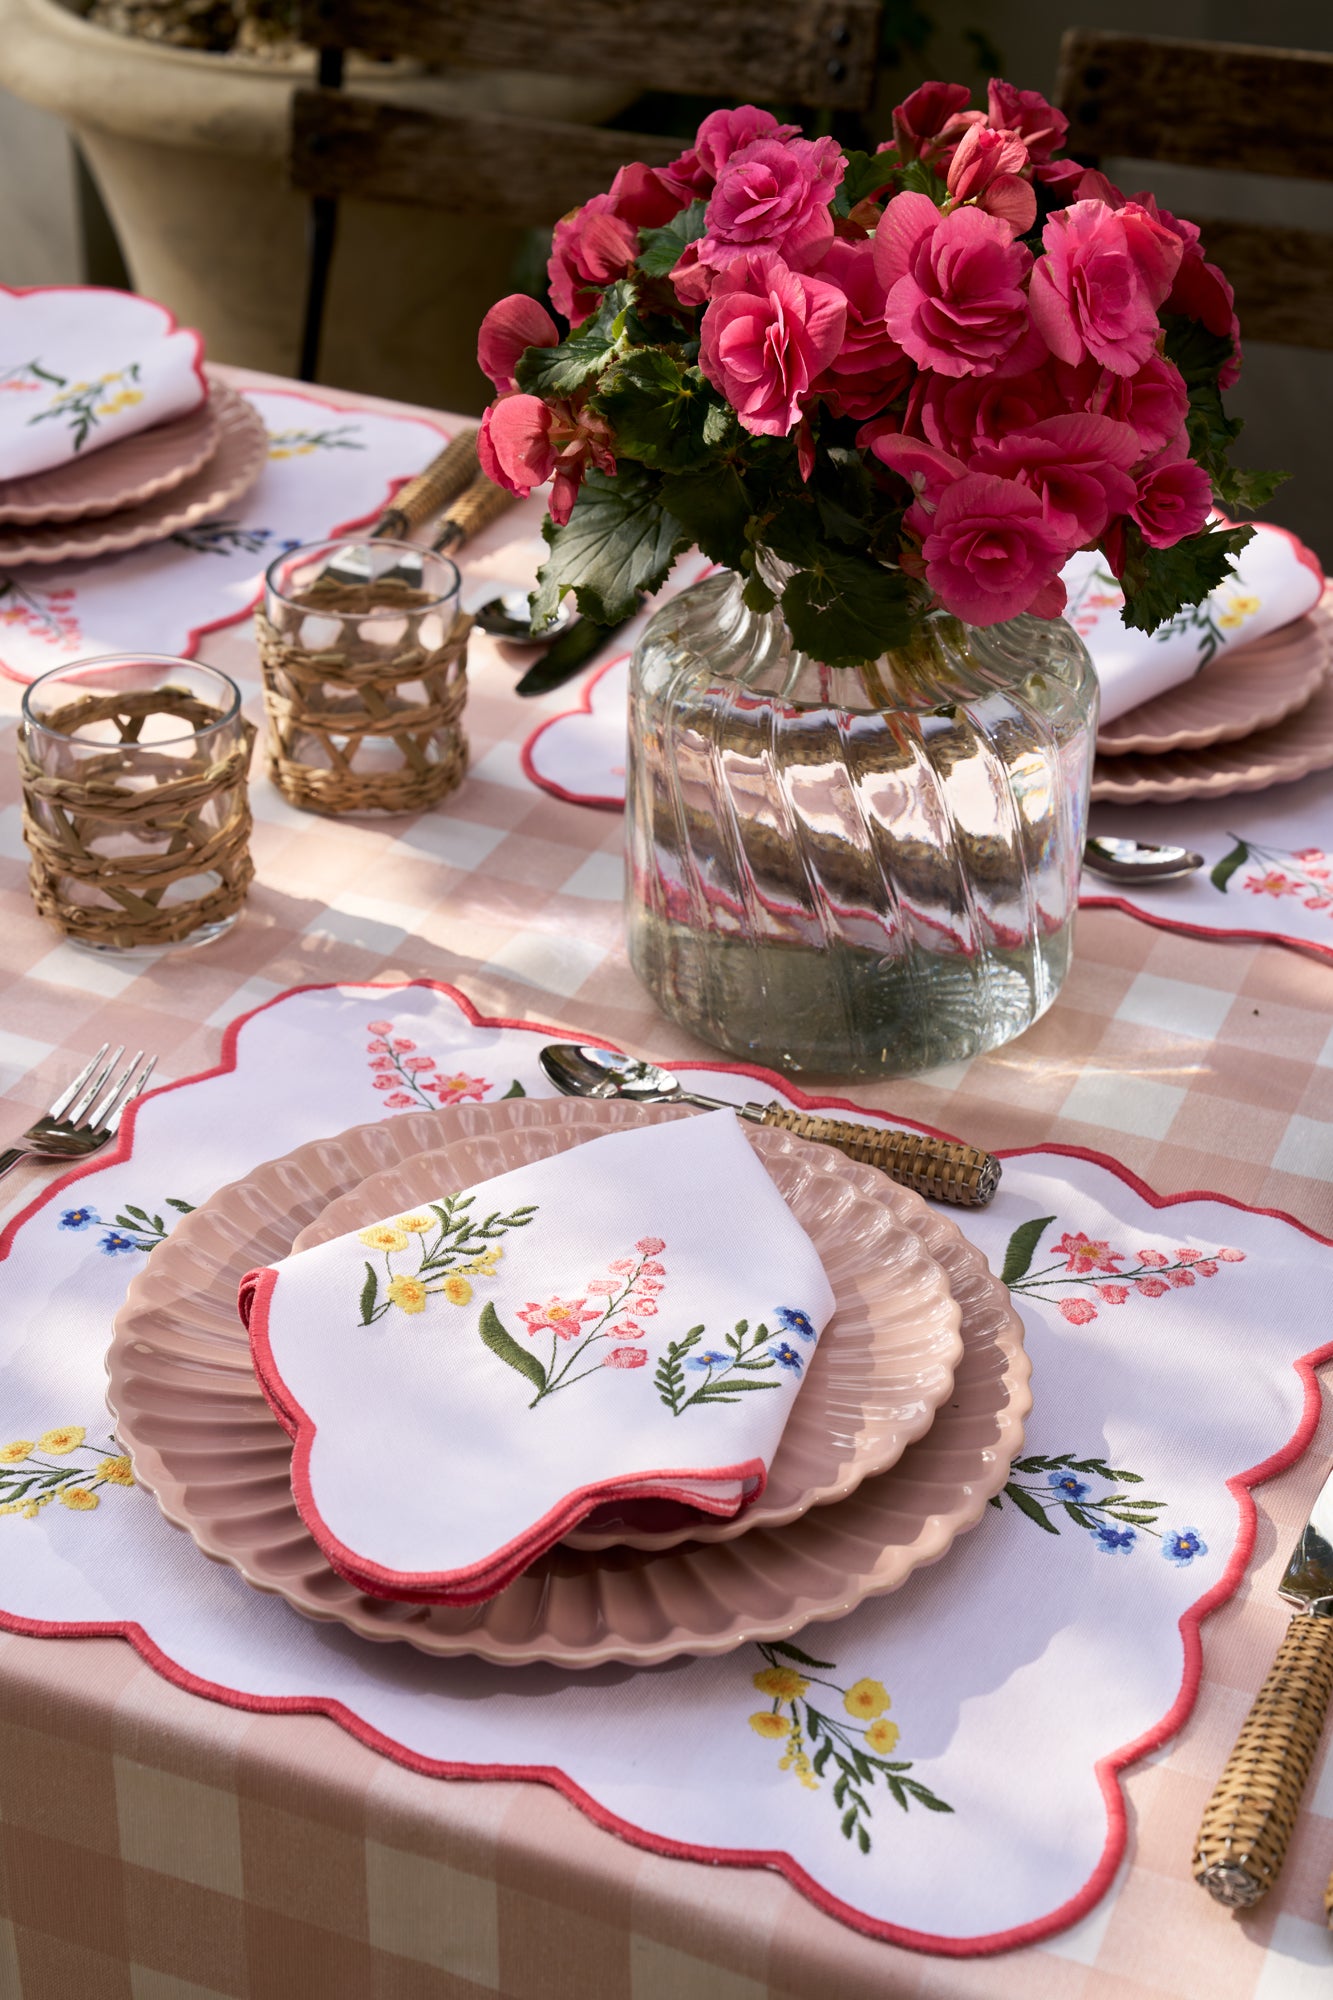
[1244, 870, 1299, 899]
[1168, 1268, 1196, 1288]
[1217, 1248, 1245, 1262]
[402, 1056, 435, 1072]
[1130, 442, 1213, 548]
[433, 1073, 489, 1104]
[811, 239, 912, 420]
[392, 1039, 416, 1052]
[985, 79, 1069, 166]
[876, 194, 1037, 378]
[1055, 1232, 1123, 1274]
[635, 1237, 666, 1254]
[477, 294, 560, 394]
[631, 1298, 659, 1316]
[617, 1321, 645, 1339]
[478, 393, 616, 526]
[1059, 1298, 1098, 1325]
[366, 1020, 393, 1035]
[370, 1056, 395, 1071]
[518, 1296, 602, 1340]
[971, 412, 1140, 546]
[701, 249, 847, 434]
[367, 1038, 390, 1053]
[639, 1258, 665, 1276]
[586, 1278, 617, 1295]
[1175, 1248, 1203, 1263]
[1136, 1277, 1169, 1297]
[636, 1278, 663, 1293]
[370, 1075, 396, 1090]
[919, 472, 1069, 625]
[698, 135, 845, 277]
[1137, 1248, 1168, 1267]
[945, 124, 1036, 234]
[547, 194, 638, 325]
[1095, 1284, 1130, 1304]
[666, 105, 801, 198]
[1029, 200, 1183, 377]
[608, 1258, 635, 1273]
[603, 1345, 647, 1369]
[890, 81, 982, 167]
[384, 1093, 414, 1108]
[1195, 1261, 1219, 1278]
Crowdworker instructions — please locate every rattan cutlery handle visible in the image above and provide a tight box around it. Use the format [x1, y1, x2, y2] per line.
[433, 473, 517, 553]
[375, 430, 479, 539]
[1326, 1859, 1333, 1928]
[1194, 1612, 1333, 1908]
[755, 1107, 1001, 1208]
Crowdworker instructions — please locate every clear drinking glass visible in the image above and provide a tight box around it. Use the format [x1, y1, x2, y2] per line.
[259, 540, 466, 816]
[20, 654, 252, 955]
[625, 567, 1099, 1078]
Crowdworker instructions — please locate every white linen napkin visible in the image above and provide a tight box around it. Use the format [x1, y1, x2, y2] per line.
[239, 1111, 836, 1605]
[0, 286, 207, 480]
[1063, 522, 1324, 724]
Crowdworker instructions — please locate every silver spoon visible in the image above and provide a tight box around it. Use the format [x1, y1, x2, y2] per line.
[1083, 836, 1205, 885]
[538, 1044, 1002, 1208]
[474, 590, 574, 643]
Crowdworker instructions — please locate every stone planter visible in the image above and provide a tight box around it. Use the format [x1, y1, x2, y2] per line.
[0, 0, 634, 411]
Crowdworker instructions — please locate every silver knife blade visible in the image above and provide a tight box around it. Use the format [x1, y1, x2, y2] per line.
[1279, 1464, 1333, 1614]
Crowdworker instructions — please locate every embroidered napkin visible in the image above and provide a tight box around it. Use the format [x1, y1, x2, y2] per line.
[1, 286, 207, 480]
[239, 1111, 836, 1604]
[1064, 523, 1323, 723]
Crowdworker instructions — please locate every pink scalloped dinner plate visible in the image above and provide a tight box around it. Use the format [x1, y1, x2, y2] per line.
[1091, 650, 1333, 804]
[108, 1099, 1028, 1669]
[1096, 602, 1333, 757]
[0, 386, 266, 565]
[0, 388, 222, 525]
[299, 1110, 964, 1553]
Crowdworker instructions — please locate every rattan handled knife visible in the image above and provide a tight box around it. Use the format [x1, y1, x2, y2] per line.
[1194, 1464, 1333, 1908]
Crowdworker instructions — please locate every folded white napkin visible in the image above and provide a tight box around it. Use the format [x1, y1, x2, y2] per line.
[1, 286, 207, 480]
[240, 1112, 836, 1604]
[1063, 522, 1323, 724]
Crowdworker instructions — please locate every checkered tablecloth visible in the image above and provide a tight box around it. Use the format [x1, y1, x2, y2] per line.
[0, 369, 1330, 2000]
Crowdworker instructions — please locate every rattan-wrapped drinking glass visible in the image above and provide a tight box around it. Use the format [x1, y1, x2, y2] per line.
[19, 655, 254, 954]
[257, 540, 469, 816]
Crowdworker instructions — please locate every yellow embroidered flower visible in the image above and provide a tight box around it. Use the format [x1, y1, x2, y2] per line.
[268, 446, 292, 459]
[39, 1426, 85, 1456]
[843, 1678, 890, 1720]
[442, 1275, 473, 1306]
[96, 402, 116, 417]
[752, 1666, 808, 1700]
[121, 389, 144, 407]
[748, 1711, 791, 1740]
[99, 1456, 135, 1487]
[0, 1440, 33, 1465]
[59, 1487, 98, 1512]
[22, 1504, 39, 1518]
[358, 1224, 410, 1252]
[865, 1718, 900, 1755]
[387, 1276, 428, 1314]
[395, 1213, 435, 1234]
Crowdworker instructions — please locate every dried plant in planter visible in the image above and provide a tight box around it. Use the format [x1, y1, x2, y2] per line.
[83, 0, 299, 57]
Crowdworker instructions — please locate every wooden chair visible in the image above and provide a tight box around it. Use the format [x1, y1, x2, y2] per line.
[289, 0, 883, 380]
[1055, 29, 1333, 350]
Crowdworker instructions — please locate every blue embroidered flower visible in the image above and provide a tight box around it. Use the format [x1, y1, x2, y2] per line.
[686, 1350, 731, 1370]
[1163, 1527, 1207, 1567]
[1047, 1472, 1092, 1502]
[1091, 1524, 1136, 1555]
[98, 1231, 140, 1255]
[773, 1343, 803, 1373]
[774, 1307, 817, 1341]
[59, 1207, 98, 1231]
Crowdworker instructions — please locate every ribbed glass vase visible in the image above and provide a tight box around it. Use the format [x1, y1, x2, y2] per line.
[625, 567, 1099, 1078]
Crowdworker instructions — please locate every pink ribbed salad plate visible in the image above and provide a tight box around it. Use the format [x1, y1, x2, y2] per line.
[0, 390, 221, 525]
[1096, 602, 1332, 757]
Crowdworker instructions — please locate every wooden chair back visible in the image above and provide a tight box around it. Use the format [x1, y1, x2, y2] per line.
[1055, 29, 1333, 350]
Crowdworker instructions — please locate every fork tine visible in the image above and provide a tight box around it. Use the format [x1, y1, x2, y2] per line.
[101, 1054, 157, 1136]
[45, 1044, 109, 1122]
[86, 1050, 144, 1133]
[66, 1045, 122, 1128]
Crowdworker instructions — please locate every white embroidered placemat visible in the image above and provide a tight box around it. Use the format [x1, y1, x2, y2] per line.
[0, 387, 449, 682]
[0, 286, 208, 478]
[0, 979, 1327, 1956]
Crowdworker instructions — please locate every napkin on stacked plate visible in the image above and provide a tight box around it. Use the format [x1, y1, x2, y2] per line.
[0, 285, 206, 479]
[238, 1111, 836, 1604]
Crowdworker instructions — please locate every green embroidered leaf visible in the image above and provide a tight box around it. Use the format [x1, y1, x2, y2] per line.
[359, 1262, 378, 1326]
[769, 1639, 836, 1669]
[1001, 1216, 1056, 1287]
[903, 1778, 954, 1813]
[479, 1302, 547, 1393]
[1210, 839, 1250, 893]
[500, 1079, 527, 1099]
[812, 1740, 834, 1777]
[636, 199, 706, 277]
[1002, 1482, 1061, 1533]
[1063, 1503, 1094, 1529]
[123, 1205, 149, 1221]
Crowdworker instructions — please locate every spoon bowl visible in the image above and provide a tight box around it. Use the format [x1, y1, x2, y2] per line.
[1084, 836, 1205, 885]
[539, 1044, 691, 1104]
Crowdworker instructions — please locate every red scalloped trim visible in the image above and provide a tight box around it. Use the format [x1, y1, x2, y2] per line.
[1078, 891, 1333, 964]
[1, 976, 1329, 1957]
[519, 650, 632, 811]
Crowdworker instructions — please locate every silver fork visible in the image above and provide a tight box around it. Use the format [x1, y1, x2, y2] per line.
[0, 1045, 158, 1184]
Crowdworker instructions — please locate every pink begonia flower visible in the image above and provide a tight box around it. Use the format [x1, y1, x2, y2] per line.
[603, 1346, 647, 1369]
[698, 251, 846, 436]
[607, 160, 688, 230]
[1130, 441, 1213, 548]
[986, 79, 1069, 164]
[868, 433, 967, 540]
[477, 294, 559, 394]
[890, 81, 983, 167]
[547, 194, 638, 325]
[478, 394, 616, 526]
[1028, 199, 1183, 377]
[697, 135, 845, 277]
[666, 105, 801, 198]
[945, 125, 1036, 235]
[1153, 204, 1241, 387]
[918, 365, 1065, 459]
[876, 194, 1038, 378]
[919, 472, 1069, 625]
[971, 412, 1141, 545]
[1137, 1277, 1169, 1297]
[517, 1296, 602, 1341]
[811, 239, 912, 420]
[1059, 1298, 1098, 1325]
[1056, 353, 1188, 457]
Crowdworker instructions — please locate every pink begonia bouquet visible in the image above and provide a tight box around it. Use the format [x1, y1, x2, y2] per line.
[476, 81, 1280, 667]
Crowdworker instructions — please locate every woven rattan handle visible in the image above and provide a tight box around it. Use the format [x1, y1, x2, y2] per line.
[1194, 1612, 1333, 1908]
[432, 474, 517, 553]
[374, 431, 479, 539]
[755, 1107, 1001, 1208]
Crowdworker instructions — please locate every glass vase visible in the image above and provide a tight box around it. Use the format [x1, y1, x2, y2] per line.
[625, 568, 1099, 1078]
